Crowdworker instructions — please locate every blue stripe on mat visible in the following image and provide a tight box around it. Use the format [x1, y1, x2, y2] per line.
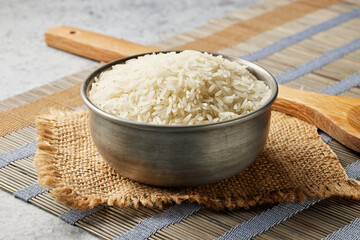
[14, 183, 47, 202]
[323, 218, 360, 240]
[276, 38, 360, 84]
[0, 140, 37, 168]
[216, 160, 360, 240]
[243, 8, 360, 62]
[115, 203, 201, 240]
[216, 199, 321, 240]
[60, 205, 104, 225]
[319, 131, 333, 143]
[318, 71, 360, 95]
[346, 160, 360, 179]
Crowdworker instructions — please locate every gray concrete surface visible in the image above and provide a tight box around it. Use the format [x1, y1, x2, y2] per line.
[0, 0, 260, 239]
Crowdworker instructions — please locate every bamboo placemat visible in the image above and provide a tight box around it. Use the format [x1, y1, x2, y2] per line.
[1, 0, 360, 239]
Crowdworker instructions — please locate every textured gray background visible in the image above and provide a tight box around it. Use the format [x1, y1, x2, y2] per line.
[0, 0, 260, 239]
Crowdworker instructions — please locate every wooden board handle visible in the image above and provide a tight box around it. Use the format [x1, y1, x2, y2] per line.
[274, 85, 360, 152]
[45, 26, 160, 62]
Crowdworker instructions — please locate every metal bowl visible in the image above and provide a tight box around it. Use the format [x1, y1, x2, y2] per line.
[81, 51, 278, 187]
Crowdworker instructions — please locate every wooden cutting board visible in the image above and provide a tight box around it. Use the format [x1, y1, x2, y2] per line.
[45, 25, 360, 152]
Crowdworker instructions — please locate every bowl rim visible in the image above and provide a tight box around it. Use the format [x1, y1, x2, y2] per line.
[81, 51, 278, 131]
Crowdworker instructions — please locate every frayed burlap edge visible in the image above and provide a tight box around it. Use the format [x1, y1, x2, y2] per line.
[34, 109, 360, 211]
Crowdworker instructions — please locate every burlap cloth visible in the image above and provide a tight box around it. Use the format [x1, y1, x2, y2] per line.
[34, 110, 360, 210]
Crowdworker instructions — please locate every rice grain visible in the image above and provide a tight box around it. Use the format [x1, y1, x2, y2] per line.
[89, 51, 272, 125]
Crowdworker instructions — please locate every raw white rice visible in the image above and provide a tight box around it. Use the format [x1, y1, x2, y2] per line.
[89, 50, 272, 125]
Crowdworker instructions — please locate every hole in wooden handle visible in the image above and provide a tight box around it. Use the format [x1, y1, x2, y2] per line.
[69, 30, 76, 34]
